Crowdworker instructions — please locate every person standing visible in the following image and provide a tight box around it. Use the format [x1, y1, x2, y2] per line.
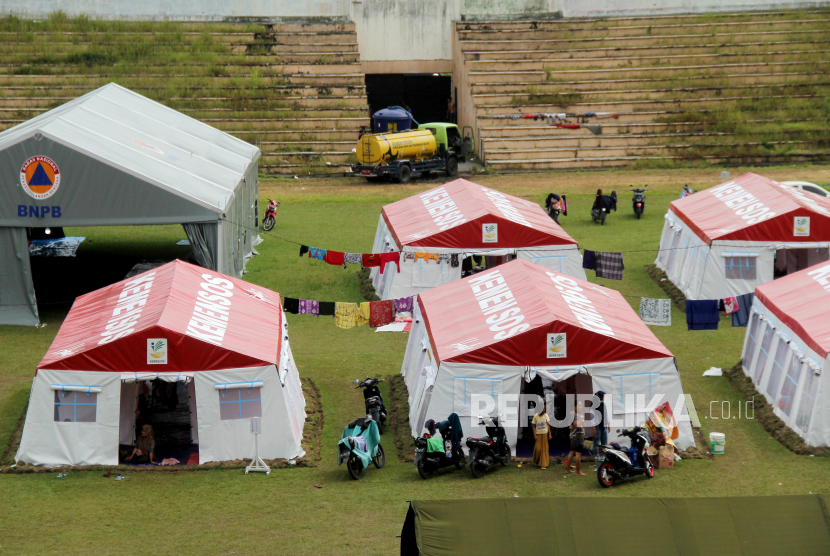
[592, 391, 610, 469]
[564, 401, 586, 476]
[531, 403, 552, 470]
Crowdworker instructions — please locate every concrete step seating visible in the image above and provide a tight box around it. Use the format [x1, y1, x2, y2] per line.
[455, 9, 830, 170]
[0, 17, 367, 174]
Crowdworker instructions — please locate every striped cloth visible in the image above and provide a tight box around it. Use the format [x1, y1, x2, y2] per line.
[595, 252, 624, 280]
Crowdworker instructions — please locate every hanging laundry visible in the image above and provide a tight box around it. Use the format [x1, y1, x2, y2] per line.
[379, 252, 401, 273]
[299, 300, 319, 316]
[283, 297, 300, 315]
[722, 296, 739, 315]
[595, 252, 624, 280]
[309, 247, 326, 261]
[394, 296, 414, 314]
[450, 254, 459, 268]
[343, 252, 362, 266]
[523, 114, 535, 119]
[595, 112, 620, 120]
[718, 299, 725, 313]
[325, 250, 345, 266]
[299, 245, 309, 257]
[358, 302, 371, 326]
[639, 298, 671, 327]
[584, 112, 596, 117]
[686, 300, 719, 330]
[732, 293, 753, 327]
[334, 302, 360, 329]
[555, 124, 581, 129]
[369, 300, 395, 328]
[362, 253, 381, 268]
[414, 252, 439, 263]
[582, 249, 597, 271]
[402, 252, 416, 261]
[319, 301, 336, 316]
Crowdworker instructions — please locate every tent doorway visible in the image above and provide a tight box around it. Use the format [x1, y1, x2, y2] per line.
[774, 247, 830, 278]
[365, 74, 453, 127]
[516, 374, 593, 459]
[119, 379, 198, 466]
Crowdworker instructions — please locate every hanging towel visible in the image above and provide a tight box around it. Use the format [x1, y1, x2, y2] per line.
[723, 296, 739, 315]
[334, 302, 360, 329]
[299, 300, 319, 316]
[394, 296, 414, 314]
[686, 300, 719, 330]
[369, 300, 395, 328]
[582, 249, 597, 270]
[325, 250, 345, 266]
[732, 293, 753, 327]
[595, 252, 624, 280]
[319, 301, 336, 316]
[299, 245, 309, 257]
[362, 253, 381, 268]
[379, 252, 401, 273]
[343, 252, 362, 266]
[414, 252, 439, 263]
[639, 298, 671, 327]
[309, 247, 326, 261]
[283, 297, 300, 314]
[358, 302, 371, 326]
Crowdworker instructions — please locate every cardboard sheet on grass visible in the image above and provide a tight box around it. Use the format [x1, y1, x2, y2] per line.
[401, 496, 830, 556]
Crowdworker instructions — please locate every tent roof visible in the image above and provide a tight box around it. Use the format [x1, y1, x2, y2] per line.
[418, 259, 672, 366]
[38, 260, 282, 372]
[0, 83, 259, 212]
[754, 260, 830, 358]
[668, 173, 830, 244]
[381, 179, 578, 249]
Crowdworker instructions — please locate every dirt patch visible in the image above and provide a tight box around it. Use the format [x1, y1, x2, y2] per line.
[644, 264, 687, 312]
[1, 377, 325, 474]
[724, 361, 830, 456]
[357, 268, 380, 302]
[388, 375, 414, 463]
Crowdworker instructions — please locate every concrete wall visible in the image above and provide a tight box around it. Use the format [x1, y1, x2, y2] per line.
[551, 0, 830, 17]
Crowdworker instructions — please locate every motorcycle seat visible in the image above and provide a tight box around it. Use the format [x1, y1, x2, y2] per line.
[478, 436, 493, 443]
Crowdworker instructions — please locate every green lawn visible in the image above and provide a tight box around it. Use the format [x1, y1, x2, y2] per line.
[2, 166, 830, 555]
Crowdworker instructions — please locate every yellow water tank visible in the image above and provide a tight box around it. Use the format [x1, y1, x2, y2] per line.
[355, 130, 438, 166]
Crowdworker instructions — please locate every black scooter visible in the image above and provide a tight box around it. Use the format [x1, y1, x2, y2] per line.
[414, 414, 466, 479]
[544, 193, 567, 224]
[596, 426, 655, 488]
[353, 375, 387, 434]
[631, 186, 647, 219]
[591, 190, 617, 225]
[466, 416, 511, 478]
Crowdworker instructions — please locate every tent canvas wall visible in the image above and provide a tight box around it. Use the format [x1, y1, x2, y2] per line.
[401, 259, 694, 453]
[0, 83, 261, 326]
[740, 260, 830, 447]
[369, 179, 586, 300]
[655, 173, 830, 301]
[15, 260, 305, 466]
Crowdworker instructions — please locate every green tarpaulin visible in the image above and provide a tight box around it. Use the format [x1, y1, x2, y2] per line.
[401, 495, 830, 556]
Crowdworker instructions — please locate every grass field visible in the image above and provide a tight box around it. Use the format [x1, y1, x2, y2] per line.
[2, 165, 830, 555]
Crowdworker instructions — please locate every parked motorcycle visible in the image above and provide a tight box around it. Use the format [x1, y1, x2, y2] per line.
[414, 414, 466, 479]
[680, 185, 694, 199]
[466, 415, 511, 478]
[596, 426, 654, 488]
[262, 198, 280, 231]
[591, 189, 617, 225]
[337, 416, 385, 480]
[354, 375, 387, 434]
[631, 186, 647, 219]
[544, 193, 567, 224]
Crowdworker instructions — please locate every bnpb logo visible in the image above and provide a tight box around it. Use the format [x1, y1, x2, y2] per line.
[20, 156, 60, 200]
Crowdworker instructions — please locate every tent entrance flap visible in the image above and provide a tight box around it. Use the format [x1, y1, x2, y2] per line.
[183, 222, 219, 271]
[0, 227, 39, 325]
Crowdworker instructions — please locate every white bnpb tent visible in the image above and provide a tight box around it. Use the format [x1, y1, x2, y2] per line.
[15, 261, 305, 466]
[741, 260, 830, 447]
[370, 179, 585, 300]
[401, 259, 694, 453]
[655, 173, 830, 300]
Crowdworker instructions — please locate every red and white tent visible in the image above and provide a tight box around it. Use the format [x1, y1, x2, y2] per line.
[370, 179, 585, 300]
[401, 259, 694, 452]
[741, 260, 830, 446]
[656, 173, 830, 300]
[16, 260, 306, 466]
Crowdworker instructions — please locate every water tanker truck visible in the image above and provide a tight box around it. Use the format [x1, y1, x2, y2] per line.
[351, 123, 474, 183]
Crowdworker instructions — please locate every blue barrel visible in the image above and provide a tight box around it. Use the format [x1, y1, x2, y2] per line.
[372, 107, 412, 133]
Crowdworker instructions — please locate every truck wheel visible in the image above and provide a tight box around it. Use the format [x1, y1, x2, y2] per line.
[445, 157, 458, 177]
[398, 165, 411, 184]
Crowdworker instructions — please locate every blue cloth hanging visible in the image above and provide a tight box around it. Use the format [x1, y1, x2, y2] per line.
[686, 299, 719, 330]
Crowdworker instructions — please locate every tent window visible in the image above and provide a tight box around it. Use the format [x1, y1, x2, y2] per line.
[54, 391, 98, 423]
[796, 368, 820, 433]
[530, 255, 565, 272]
[743, 313, 761, 370]
[725, 254, 757, 280]
[218, 387, 262, 420]
[453, 377, 503, 417]
[778, 352, 803, 417]
[753, 323, 775, 386]
[766, 338, 789, 398]
[611, 372, 661, 414]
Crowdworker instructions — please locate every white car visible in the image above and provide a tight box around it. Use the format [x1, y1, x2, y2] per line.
[782, 181, 829, 198]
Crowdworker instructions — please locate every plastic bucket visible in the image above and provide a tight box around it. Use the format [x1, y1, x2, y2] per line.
[710, 432, 725, 455]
